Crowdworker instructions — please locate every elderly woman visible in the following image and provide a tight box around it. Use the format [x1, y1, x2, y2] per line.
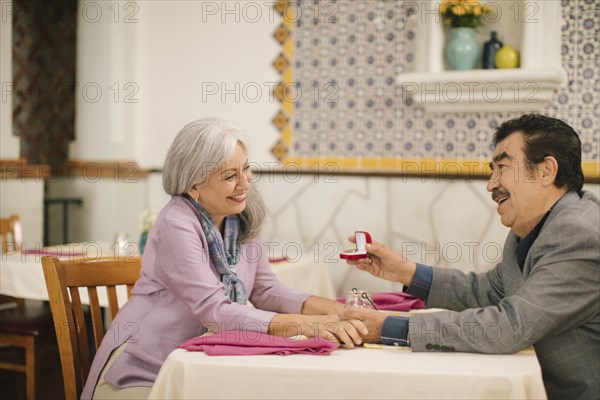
[82, 118, 365, 399]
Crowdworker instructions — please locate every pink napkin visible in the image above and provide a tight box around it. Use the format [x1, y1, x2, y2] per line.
[21, 249, 85, 257]
[178, 331, 339, 356]
[268, 256, 289, 263]
[337, 292, 425, 311]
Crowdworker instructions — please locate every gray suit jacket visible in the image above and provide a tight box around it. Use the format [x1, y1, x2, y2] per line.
[409, 190, 599, 400]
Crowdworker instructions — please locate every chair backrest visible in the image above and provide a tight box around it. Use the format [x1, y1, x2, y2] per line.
[41, 256, 141, 400]
[0, 214, 23, 252]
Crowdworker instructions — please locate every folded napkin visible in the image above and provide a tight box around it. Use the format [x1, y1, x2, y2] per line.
[268, 256, 289, 263]
[21, 249, 85, 257]
[337, 292, 425, 311]
[179, 331, 339, 356]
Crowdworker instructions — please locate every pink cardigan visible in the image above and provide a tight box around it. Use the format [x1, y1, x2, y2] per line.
[81, 196, 310, 399]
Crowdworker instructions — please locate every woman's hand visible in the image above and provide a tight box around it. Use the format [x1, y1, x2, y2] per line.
[305, 315, 368, 348]
[346, 236, 417, 286]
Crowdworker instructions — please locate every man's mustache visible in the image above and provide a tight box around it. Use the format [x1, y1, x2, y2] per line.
[492, 189, 510, 203]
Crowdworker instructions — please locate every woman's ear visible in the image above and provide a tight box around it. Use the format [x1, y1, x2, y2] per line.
[188, 184, 200, 201]
[540, 156, 559, 186]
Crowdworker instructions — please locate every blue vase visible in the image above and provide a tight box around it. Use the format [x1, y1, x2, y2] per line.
[445, 28, 480, 70]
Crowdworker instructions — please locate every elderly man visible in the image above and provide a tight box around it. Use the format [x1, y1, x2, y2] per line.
[343, 114, 599, 400]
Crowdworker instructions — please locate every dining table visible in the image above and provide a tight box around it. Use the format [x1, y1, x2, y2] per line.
[0, 242, 336, 305]
[148, 340, 547, 400]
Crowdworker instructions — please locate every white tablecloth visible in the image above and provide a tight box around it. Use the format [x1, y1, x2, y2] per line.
[148, 346, 546, 400]
[0, 243, 133, 307]
[0, 245, 335, 305]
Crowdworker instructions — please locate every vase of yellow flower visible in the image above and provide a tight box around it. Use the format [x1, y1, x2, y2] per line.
[445, 28, 479, 70]
[440, 0, 489, 70]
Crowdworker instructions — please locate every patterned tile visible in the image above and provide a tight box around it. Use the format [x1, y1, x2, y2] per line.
[581, 134, 599, 160]
[577, 35, 599, 60]
[273, 0, 599, 165]
[577, 9, 599, 37]
[578, 108, 600, 137]
[577, 58, 600, 88]
[579, 0, 600, 12]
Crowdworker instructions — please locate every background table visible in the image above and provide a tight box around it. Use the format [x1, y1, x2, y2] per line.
[0, 246, 335, 305]
[0, 243, 133, 306]
[149, 346, 546, 400]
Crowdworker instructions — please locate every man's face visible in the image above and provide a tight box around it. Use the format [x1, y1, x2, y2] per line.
[487, 132, 544, 237]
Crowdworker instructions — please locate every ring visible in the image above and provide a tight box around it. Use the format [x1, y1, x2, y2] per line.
[367, 258, 372, 264]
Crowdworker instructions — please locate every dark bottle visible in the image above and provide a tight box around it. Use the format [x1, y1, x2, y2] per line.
[482, 31, 503, 69]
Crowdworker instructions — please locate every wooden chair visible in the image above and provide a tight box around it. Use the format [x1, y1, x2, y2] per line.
[0, 214, 24, 308]
[0, 214, 54, 399]
[41, 256, 141, 400]
[0, 214, 22, 252]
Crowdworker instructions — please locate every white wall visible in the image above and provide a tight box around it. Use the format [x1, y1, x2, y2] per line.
[71, 0, 139, 161]
[45, 176, 147, 245]
[0, 0, 18, 158]
[0, 179, 44, 246]
[71, 0, 281, 168]
[134, 0, 281, 168]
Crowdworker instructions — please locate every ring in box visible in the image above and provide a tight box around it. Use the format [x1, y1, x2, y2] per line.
[340, 231, 372, 260]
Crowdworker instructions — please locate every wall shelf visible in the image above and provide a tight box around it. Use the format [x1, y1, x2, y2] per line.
[398, 68, 566, 113]
[398, 0, 566, 113]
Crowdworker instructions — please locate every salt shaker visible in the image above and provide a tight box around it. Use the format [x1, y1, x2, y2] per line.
[344, 289, 376, 309]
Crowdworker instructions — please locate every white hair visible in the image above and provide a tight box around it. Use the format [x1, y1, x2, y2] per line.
[162, 117, 265, 242]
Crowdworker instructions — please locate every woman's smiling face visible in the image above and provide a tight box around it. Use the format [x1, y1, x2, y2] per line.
[192, 143, 251, 228]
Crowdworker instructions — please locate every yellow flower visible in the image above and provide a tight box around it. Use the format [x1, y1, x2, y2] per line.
[451, 4, 466, 16]
[440, 0, 486, 27]
[440, 0, 452, 14]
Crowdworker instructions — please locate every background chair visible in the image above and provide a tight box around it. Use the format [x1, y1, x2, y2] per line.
[0, 214, 22, 253]
[1, 214, 24, 309]
[0, 214, 54, 400]
[41, 256, 141, 400]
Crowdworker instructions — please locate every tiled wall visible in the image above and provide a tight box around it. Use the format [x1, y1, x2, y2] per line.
[290, 0, 598, 162]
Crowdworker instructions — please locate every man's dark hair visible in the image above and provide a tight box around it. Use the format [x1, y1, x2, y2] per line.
[493, 114, 584, 192]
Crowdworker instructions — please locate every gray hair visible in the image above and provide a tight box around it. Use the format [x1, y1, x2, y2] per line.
[162, 117, 265, 242]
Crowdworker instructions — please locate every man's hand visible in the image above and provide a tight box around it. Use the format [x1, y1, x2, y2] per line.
[345, 236, 417, 286]
[338, 307, 387, 343]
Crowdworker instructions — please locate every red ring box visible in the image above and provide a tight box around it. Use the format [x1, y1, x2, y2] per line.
[340, 231, 372, 260]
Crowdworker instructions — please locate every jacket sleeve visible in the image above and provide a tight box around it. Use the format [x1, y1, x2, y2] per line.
[409, 216, 599, 354]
